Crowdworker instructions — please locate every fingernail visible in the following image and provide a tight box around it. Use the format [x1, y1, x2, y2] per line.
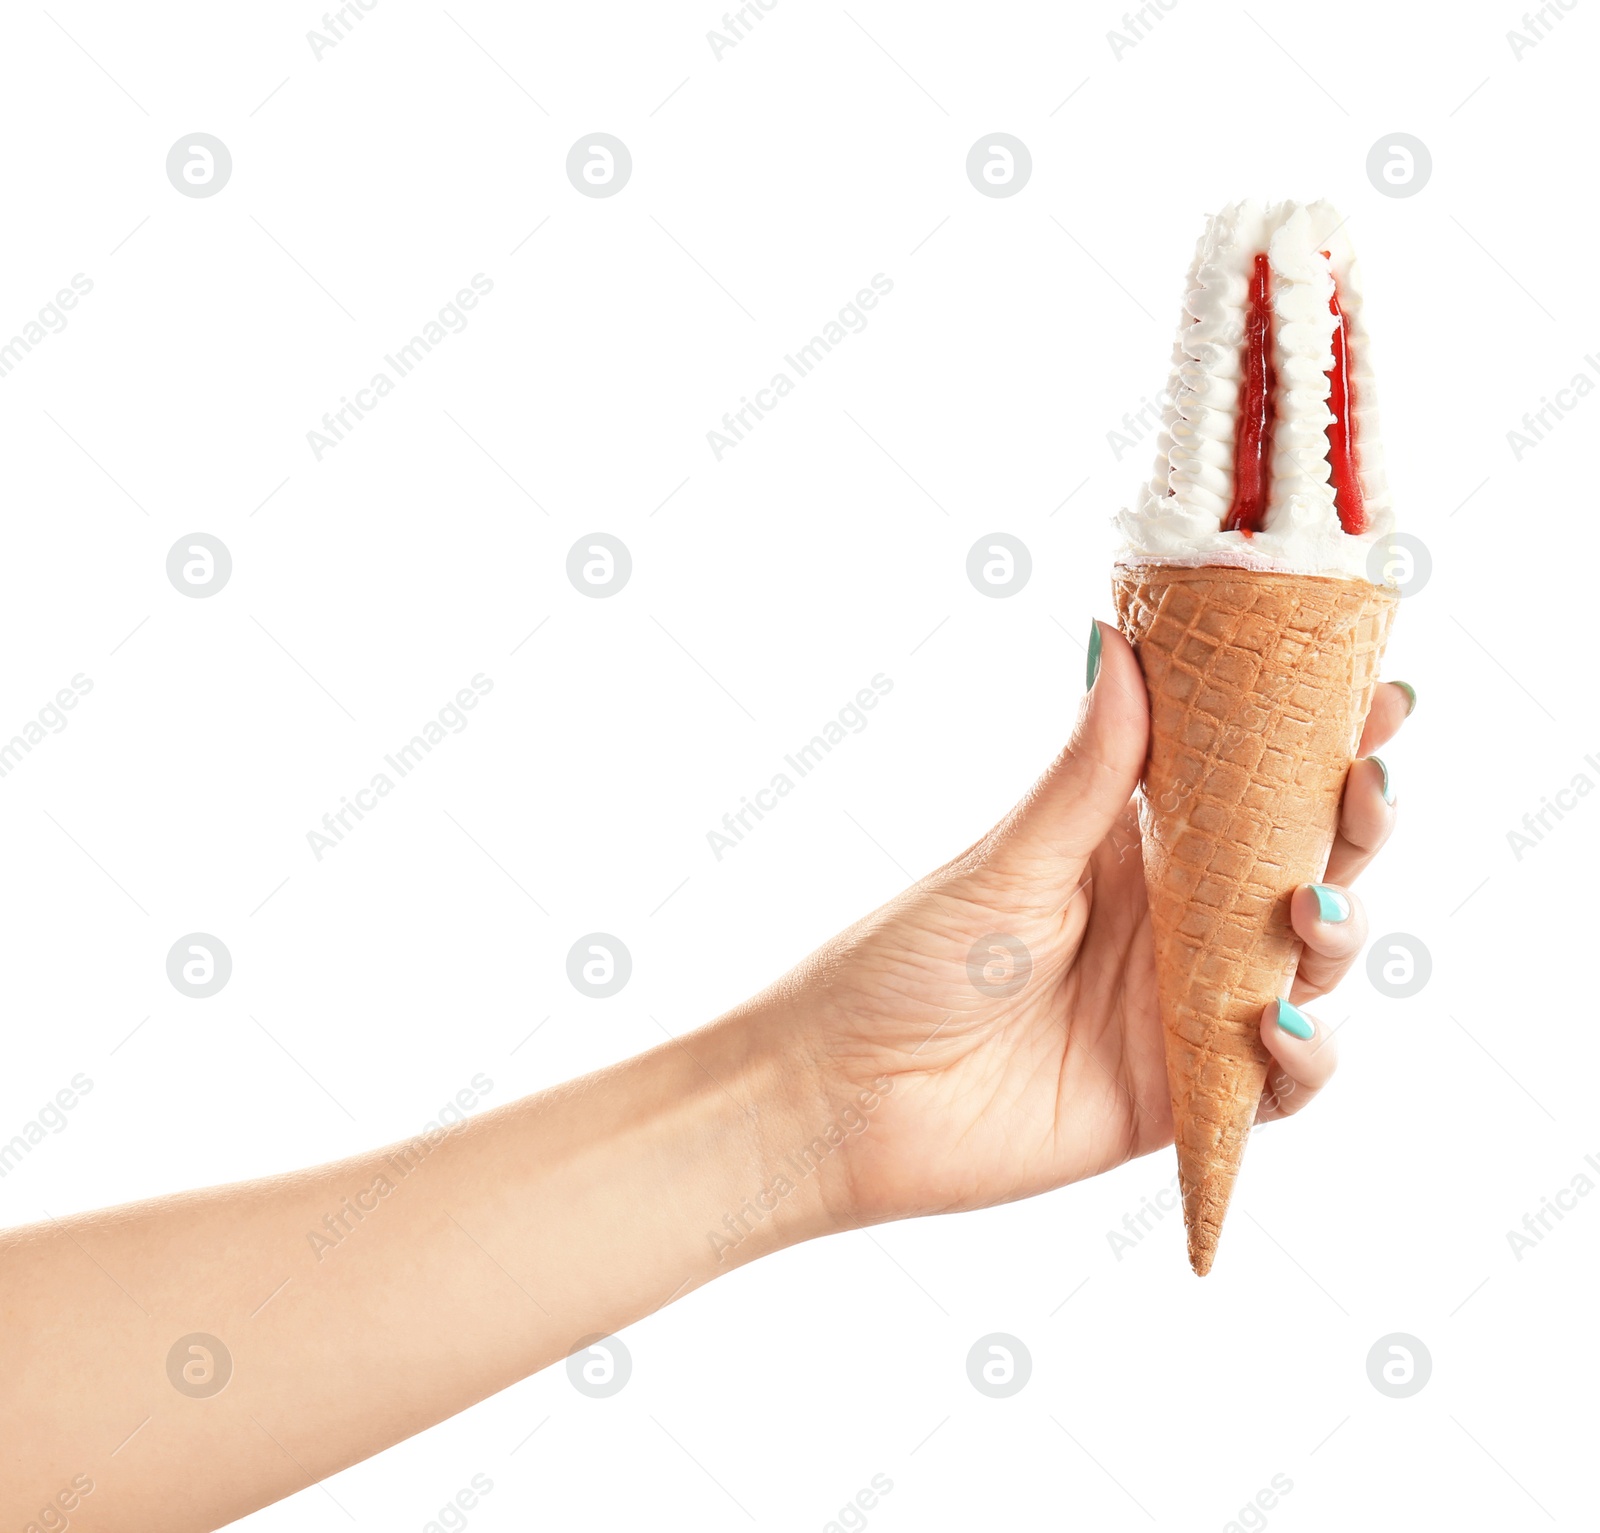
[1086, 620, 1102, 691]
[1275, 999, 1315, 1040]
[1307, 883, 1350, 923]
[1367, 755, 1395, 805]
[1393, 681, 1417, 716]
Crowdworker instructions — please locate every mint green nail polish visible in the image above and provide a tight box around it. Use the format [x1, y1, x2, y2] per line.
[1276, 999, 1315, 1040]
[1367, 755, 1395, 804]
[1086, 620, 1102, 691]
[1393, 681, 1417, 716]
[1309, 884, 1350, 923]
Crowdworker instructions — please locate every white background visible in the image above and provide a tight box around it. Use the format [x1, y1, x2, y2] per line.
[1, 1, 1592, 1528]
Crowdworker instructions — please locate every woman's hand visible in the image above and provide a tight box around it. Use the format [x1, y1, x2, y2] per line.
[0, 620, 1411, 1529]
[772, 622, 1412, 1231]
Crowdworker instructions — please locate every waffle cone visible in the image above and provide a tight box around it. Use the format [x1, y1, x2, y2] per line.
[1112, 563, 1397, 1275]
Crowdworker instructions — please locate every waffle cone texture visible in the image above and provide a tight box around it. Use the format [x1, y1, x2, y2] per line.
[1113, 564, 1398, 1275]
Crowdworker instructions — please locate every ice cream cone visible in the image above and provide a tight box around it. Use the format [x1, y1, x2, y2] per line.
[1113, 562, 1397, 1275]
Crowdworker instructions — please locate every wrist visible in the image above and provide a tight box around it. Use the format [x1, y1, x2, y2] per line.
[710, 996, 881, 1254]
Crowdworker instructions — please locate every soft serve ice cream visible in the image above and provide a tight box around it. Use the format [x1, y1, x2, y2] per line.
[1116, 200, 1395, 582]
[1109, 200, 1405, 1275]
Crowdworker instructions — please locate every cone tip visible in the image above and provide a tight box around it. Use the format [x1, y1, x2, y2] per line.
[1186, 1207, 1221, 1275]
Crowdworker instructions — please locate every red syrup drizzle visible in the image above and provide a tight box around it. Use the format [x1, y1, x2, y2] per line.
[1323, 254, 1367, 535]
[1221, 252, 1276, 534]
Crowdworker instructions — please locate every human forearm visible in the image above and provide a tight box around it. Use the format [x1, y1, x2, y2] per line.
[0, 1003, 835, 1532]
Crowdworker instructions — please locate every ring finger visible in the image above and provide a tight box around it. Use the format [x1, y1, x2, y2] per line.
[1289, 882, 1368, 1002]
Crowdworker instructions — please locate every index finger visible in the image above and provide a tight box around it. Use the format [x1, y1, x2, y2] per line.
[1357, 681, 1415, 757]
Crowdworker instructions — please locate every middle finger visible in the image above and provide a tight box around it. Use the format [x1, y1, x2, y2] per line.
[1323, 755, 1396, 888]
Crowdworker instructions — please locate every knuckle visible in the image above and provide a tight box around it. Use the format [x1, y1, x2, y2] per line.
[1294, 955, 1339, 994]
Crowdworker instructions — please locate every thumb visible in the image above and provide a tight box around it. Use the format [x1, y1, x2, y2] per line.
[989, 619, 1149, 873]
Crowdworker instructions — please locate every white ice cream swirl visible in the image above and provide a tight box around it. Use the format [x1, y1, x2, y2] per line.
[1115, 200, 1397, 583]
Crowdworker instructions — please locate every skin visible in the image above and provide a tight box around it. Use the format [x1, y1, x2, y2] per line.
[0, 624, 1409, 1532]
